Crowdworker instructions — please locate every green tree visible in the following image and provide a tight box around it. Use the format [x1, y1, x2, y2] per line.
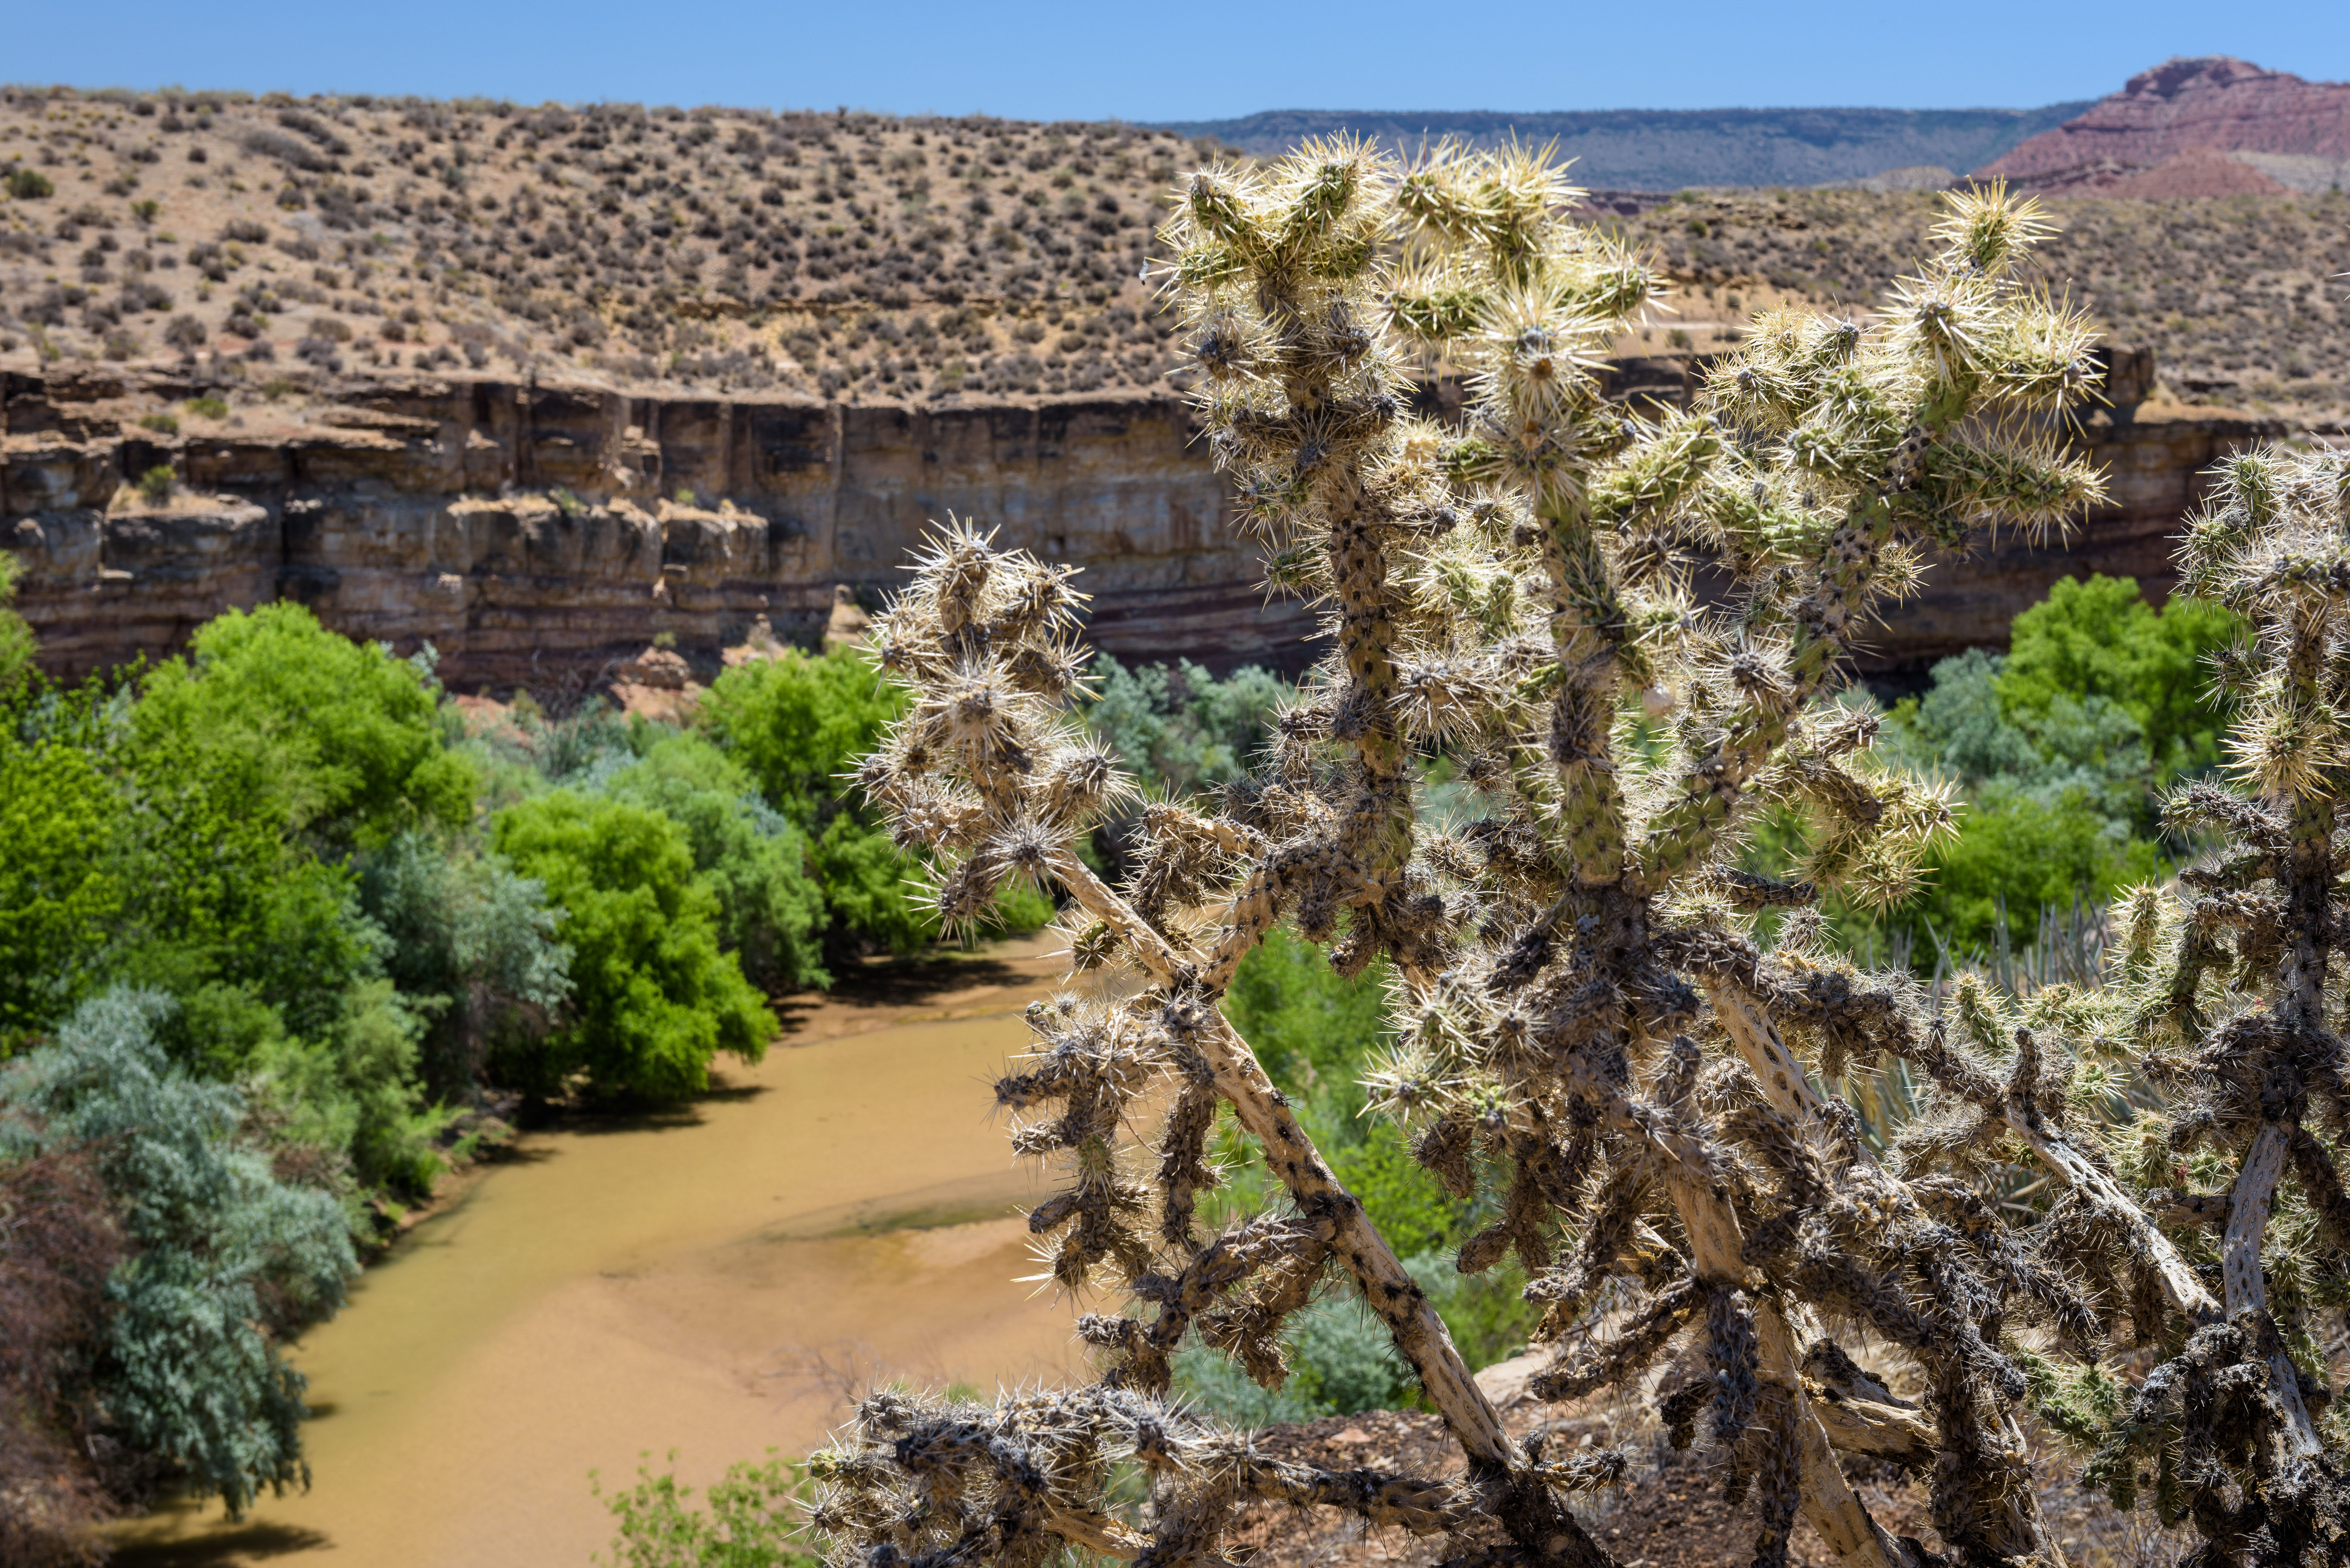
[1995, 572, 2240, 784]
[0, 988, 357, 1516]
[129, 604, 475, 851]
[355, 829, 574, 1099]
[702, 646, 903, 830]
[703, 648, 931, 958]
[601, 733, 829, 992]
[492, 792, 776, 1099]
[0, 735, 124, 1036]
[1085, 654, 1289, 800]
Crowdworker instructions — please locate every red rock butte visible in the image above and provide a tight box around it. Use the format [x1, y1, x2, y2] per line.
[1977, 56, 2350, 196]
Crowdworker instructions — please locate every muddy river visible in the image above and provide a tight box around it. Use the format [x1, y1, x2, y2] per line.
[113, 943, 1085, 1568]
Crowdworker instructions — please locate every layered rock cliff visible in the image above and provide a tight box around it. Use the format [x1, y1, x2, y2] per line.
[5, 368, 1303, 688]
[0, 355, 2290, 693]
[1978, 56, 2350, 195]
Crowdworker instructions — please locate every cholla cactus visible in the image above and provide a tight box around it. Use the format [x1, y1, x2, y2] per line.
[815, 143, 2154, 1568]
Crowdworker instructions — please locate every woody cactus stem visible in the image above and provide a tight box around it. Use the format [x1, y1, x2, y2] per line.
[820, 144, 2130, 1568]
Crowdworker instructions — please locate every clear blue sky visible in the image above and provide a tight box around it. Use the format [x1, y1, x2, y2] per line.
[14, 0, 2348, 122]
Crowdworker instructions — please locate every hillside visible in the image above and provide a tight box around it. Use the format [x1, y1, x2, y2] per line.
[0, 85, 2343, 424]
[0, 87, 1210, 400]
[1600, 186, 2350, 417]
[1980, 55, 2350, 195]
[1152, 102, 2091, 190]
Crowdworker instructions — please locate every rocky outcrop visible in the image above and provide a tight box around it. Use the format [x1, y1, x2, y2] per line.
[0, 356, 2293, 691]
[1978, 56, 2350, 194]
[4, 369, 1301, 689]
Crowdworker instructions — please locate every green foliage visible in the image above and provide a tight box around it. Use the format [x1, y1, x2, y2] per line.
[1218, 927, 1528, 1366]
[1084, 654, 1288, 801]
[492, 791, 776, 1099]
[1904, 784, 2162, 956]
[593, 1450, 816, 1568]
[0, 731, 124, 1034]
[704, 646, 903, 832]
[0, 554, 37, 696]
[601, 733, 828, 992]
[704, 647, 933, 958]
[0, 988, 357, 1516]
[1858, 578, 2236, 955]
[1173, 1297, 1412, 1425]
[6, 167, 54, 199]
[244, 980, 448, 1196]
[1996, 573, 2239, 784]
[137, 464, 177, 503]
[355, 828, 572, 1098]
[130, 603, 475, 850]
[185, 394, 230, 419]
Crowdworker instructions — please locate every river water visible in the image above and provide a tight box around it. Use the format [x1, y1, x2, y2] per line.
[112, 943, 1086, 1568]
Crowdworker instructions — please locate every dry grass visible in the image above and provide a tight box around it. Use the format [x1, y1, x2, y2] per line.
[0, 87, 2343, 419]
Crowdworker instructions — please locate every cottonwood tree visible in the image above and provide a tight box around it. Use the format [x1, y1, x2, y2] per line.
[808, 142, 2350, 1568]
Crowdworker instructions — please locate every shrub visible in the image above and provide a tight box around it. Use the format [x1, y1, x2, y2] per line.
[491, 791, 775, 1099]
[703, 646, 931, 957]
[593, 1450, 815, 1568]
[136, 464, 175, 502]
[184, 394, 229, 418]
[0, 989, 357, 1517]
[138, 412, 180, 434]
[7, 168, 54, 200]
[355, 829, 572, 1098]
[1084, 653, 1288, 801]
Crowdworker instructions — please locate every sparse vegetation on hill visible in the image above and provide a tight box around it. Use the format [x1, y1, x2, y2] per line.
[0, 86, 1210, 397]
[0, 86, 2343, 419]
[1605, 185, 2350, 416]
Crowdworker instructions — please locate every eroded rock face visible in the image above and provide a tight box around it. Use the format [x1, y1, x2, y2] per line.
[0, 364, 2289, 690]
[1978, 56, 2350, 194]
[4, 371, 1302, 688]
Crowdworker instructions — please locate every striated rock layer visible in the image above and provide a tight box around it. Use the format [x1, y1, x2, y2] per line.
[1, 360, 2286, 692]
[4, 370, 1302, 688]
[1978, 56, 2350, 194]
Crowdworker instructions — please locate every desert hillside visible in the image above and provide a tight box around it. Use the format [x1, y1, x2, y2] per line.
[0, 90, 1203, 400]
[0, 81, 2346, 422]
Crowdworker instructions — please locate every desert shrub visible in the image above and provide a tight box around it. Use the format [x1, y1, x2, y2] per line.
[7, 168, 54, 200]
[135, 464, 175, 503]
[0, 988, 357, 1518]
[491, 791, 775, 1099]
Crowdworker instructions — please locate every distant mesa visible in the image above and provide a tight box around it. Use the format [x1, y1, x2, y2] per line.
[1151, 104, 2092, 192]
[1163, 55, 2350, 196]
[1976, 56, 2350, 194]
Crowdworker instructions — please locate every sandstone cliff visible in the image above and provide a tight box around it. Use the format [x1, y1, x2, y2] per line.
[1978, 57, 2350, 195]
[1, 350, 2293, 693]
[4, 369, 1301, 689]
